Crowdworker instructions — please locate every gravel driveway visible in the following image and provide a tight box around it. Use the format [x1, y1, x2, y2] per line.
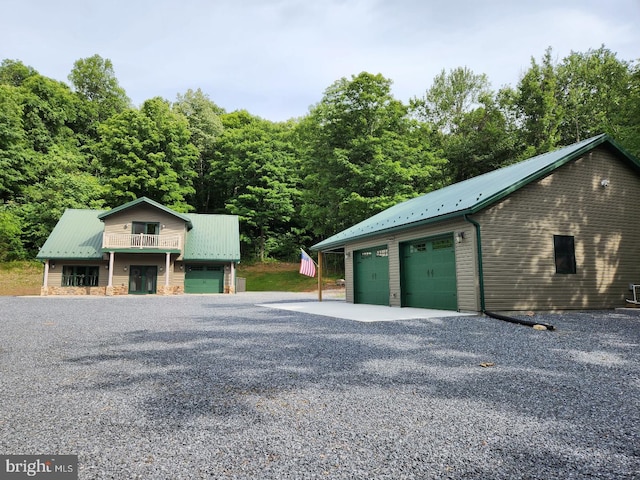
[0, 293, 638, 479]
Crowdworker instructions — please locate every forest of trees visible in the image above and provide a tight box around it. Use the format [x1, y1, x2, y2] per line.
[0, 46, 638, 262]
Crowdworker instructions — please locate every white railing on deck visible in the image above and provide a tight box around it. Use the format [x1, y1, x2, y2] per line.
[103, 233, 181, 249]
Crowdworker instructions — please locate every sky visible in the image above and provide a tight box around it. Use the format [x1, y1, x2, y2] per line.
[1, 0, 638, 122]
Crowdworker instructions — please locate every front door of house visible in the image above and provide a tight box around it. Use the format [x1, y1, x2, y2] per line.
[129, 266, 157, 294]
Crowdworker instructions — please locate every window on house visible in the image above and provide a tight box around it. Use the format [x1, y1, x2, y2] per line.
[62, 266, 100, 286]
[132, 222, 160, 246]
[132, 222, 159, 235]
[554, 235, 576, 274]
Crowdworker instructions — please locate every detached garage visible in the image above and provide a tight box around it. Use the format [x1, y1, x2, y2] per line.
[312, 134, 640, 312]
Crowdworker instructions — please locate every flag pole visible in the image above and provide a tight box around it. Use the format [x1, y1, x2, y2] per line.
[317, 251, 323, 302]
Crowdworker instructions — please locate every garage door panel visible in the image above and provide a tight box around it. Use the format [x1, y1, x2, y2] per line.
[401, 236, 457, 310]
[354, 246, 389, 306]
[185, 265, 224, 293]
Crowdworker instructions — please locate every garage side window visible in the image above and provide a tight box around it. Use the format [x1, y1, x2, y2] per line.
[554, 235, 576, 274]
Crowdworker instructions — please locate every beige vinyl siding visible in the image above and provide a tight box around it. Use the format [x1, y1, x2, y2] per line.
[343, 217, 478, 310]
[475, 146, 640, 311]
[46, 260, 108, 287]
[111, 253, 168, 289]
[102, 204, 187, 255]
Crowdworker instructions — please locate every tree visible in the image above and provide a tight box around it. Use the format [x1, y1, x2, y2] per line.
[615, 60, 640, 158]
[16, 144, 105, 254]
[173, 89, 224, 212]
[0, 59, 38, 87]
[510, 47, 563, 157]
[214, 111, 301, 260]
[411, 67, 519, 182]
[68, 55, 130, 125]
[442, 93, 519, 182]
[96, 97, 198, 212]
[0, 85, 29, 202]
[412, 67, 491, 134]
[0, 205, 26, 261]
[300, 72, 444, 238]
[556, 46, 631, 144]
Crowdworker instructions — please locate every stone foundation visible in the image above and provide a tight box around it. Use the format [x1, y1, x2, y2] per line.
[41, 286, 108, 296]
[43, 285, 129, 296]
[41, 285, 193, 296]
[157, 285, 184, 295]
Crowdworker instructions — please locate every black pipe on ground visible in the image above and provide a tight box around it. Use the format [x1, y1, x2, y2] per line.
[484, 310, 555, 331]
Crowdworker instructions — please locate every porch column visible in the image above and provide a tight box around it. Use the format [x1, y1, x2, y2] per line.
[43, 259, 49, 287]
[230, 262, 236, 294]
[108, 251, 114, 287]
[317, 251, 323, 302]
[165, 252, 170, 287]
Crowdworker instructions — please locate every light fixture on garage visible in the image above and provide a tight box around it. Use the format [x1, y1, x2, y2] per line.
[600, 179, 610, 188]
[456, 231, 465, 243]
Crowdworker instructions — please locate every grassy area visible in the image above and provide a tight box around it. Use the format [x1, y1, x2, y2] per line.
[237, 261, 342, 292]
[0, 261, 43, 296]
[0, 261, 342, 295]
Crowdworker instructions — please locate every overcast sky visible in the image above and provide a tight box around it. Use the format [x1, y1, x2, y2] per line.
[1, 0, 638, 121]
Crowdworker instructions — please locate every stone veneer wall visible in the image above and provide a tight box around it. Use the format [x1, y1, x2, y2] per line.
[41, 285, 186, 296]
[157, 285, 184, 295]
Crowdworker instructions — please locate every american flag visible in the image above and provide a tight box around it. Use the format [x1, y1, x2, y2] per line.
[299, 249, 316, 277]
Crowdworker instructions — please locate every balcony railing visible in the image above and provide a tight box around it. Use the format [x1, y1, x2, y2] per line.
[103, 233, 181, 250]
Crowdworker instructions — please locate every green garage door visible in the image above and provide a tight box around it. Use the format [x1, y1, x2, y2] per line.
[401, 236, 457, 310]
[353, 246, 389, 306]
[185, 265, 224, 293]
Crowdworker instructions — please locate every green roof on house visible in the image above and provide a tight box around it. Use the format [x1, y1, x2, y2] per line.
[97, 196, 193, 229]
[183, 213, 241, 261]
[37, 206, 240, 262]
[36, 209, 107, 260]
[312, 134, 640, 251]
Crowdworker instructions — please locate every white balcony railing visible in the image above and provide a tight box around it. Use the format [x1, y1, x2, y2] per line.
[103, 233, 181, 250]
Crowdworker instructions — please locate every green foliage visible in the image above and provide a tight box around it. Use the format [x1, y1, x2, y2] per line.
[300, 72, 445, 237]
[556, 46, 631, 144]
[0, 85, 29, 201]
[96, 97, 198, 212]
[0, 206, 26, 261]
[0, 46, 638, 262]
[68, 54, 131, 125]
[173, 88, 225, 212]
[214, 111, 301, 260]
[0, 59, 38, 87]
[17, 144, 105, 253]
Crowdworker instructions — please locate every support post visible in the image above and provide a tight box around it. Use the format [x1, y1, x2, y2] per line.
[108, 251, 114, 287]
[230, 262, 236, 294]
[43, 259, 49, 287]
[165, 252, 170, 287]
[317, 251, 323, 302]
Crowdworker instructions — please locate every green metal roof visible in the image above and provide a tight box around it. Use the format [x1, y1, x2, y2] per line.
[37, 208, 241, 262]
[97, 196, 193, 229]
[312, 134, 640, 251]
[36, 209, 106, 259]
[183, 214, 241, 261]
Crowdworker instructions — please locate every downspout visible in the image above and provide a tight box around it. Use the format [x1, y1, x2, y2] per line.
[463, 214, 485, 313]
[463, 214, 554, 331]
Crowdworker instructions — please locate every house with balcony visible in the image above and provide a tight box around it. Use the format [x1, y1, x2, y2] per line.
[36, 197, 241, 295]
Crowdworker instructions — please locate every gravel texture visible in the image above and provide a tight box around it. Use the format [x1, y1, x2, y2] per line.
[0, 292, 639, 479]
